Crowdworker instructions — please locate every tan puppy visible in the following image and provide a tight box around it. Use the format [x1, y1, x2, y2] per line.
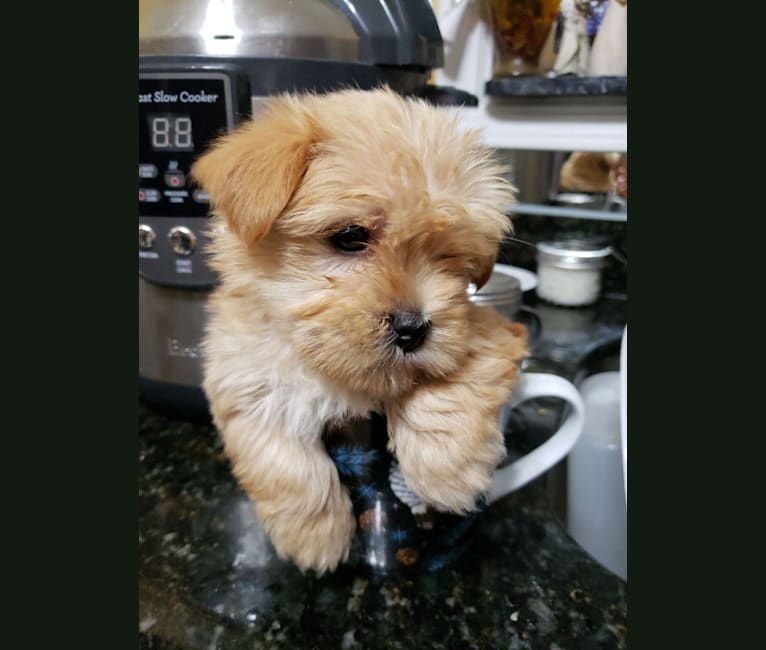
[192, 88, 528, 573]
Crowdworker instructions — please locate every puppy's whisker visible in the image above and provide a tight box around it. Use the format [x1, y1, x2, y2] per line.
[501, 234, 625, 267]
[610, 247, 628, 267]
[501, 234, 537, 248]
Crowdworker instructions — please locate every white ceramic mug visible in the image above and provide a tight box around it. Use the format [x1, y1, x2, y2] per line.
[329, 370, 586, 573]
[488, 372, 586, 504]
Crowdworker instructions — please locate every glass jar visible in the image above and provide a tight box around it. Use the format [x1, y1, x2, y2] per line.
[536, 239, 612, 306]
[487, 0, 563, 77]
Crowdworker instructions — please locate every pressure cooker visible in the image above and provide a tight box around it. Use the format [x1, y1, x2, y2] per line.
[139, 0, 471, 418]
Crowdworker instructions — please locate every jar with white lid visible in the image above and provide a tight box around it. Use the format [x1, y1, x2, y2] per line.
[536, 239, 613, 306]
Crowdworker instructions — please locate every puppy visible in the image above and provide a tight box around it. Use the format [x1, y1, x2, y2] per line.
[192, 88, 528, 573]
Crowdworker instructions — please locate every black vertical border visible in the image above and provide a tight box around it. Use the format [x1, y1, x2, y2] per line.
[4, 1, 138, 646]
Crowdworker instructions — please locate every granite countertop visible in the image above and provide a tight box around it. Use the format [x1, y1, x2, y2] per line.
[485, 75, 627, 98]
[139, 295, 627, 649]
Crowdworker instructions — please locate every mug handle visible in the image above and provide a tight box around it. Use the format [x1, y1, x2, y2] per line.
[487, 373, 585, 504]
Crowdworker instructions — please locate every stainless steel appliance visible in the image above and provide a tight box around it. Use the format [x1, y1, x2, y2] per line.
[139, 0, 462, 417]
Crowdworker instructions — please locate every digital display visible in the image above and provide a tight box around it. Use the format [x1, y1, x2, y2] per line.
[147, 113, 194, 151]
[139, 72, 239, 219]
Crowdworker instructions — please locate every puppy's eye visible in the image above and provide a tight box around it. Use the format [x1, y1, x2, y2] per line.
[329, 225, 369, 253]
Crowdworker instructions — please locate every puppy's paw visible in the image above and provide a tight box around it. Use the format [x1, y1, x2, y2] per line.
[388, 406, 506, 513]
[258, 480, 356, 574]
[386, 309, 526, 514]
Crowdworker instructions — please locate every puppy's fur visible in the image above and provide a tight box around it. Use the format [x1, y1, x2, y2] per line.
[192, 88, 528, 573]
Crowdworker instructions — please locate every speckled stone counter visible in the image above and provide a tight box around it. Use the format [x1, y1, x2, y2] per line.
[139, 295, 627, 649]
[485, 75, 627, 98]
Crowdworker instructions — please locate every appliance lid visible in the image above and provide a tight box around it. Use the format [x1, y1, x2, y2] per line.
[327, 0, 443, 68]
[139, 0, 359, 61]
[139, 0, 443, 69]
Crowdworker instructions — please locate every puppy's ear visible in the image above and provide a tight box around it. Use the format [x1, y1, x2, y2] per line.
[191, 97, 318, 246]
[469, 254, 497, 291]
[467, 219, 511, 291]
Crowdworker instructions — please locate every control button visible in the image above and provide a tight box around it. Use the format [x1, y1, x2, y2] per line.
[139, 188, 161, 203]
[168, 226, 196, 256]
[139, 164, 158, 179]
[138, 224, 156, 250]
[192, 189, 210, 203]
[164, 172, 186, 188]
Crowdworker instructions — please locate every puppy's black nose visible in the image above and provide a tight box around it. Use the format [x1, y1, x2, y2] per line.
[388, 311, 430, 353]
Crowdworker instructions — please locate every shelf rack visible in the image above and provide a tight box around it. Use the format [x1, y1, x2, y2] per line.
[510, 202, 627, 223]
[434, 0, 627, 153]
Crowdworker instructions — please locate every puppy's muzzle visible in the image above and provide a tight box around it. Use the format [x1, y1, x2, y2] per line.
[388, 311, 430, 353]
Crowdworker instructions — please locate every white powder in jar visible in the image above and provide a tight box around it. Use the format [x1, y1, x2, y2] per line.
[537, 265, 602, 306]
[535, 239, 612, 306]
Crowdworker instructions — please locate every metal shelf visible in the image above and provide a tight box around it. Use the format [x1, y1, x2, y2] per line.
[510, 202, 627, 222]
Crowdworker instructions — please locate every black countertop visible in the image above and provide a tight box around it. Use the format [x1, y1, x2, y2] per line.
[485, 75, 627, 98]
[139, 295, 627, 649]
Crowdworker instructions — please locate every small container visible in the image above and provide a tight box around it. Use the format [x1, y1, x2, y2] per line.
[467, 269, 522, 320]
[567, 371, 627, 580]
[487, 0, 563, 77]
[536, 239, 612, 306]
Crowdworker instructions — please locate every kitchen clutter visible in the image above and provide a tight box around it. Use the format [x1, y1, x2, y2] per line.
[485, 0, 627, 79]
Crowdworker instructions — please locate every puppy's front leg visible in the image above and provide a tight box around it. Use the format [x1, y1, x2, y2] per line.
[216, 411, 356, 574]
[387, 307, 528, 513]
